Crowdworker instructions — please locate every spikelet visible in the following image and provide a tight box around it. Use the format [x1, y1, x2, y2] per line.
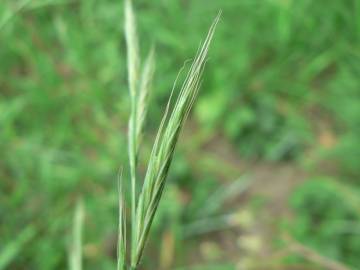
[131, 12, 221, 268]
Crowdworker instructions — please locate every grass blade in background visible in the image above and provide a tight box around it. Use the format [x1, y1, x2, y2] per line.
[69, 199, 84, 270]
[0, 226, 36, 270]
[198, 175, 251, 217]
[0, 0, 32, 30]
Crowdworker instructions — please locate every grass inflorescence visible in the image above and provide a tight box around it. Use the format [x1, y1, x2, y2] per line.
[120, 0, 220, 269]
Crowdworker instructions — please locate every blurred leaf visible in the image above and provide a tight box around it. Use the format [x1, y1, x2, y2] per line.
[0, 226, 36, 270]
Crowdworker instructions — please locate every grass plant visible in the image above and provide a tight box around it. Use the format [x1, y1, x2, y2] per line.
[120, 0, 220, 269]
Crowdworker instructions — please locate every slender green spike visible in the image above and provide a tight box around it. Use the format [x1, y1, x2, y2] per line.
[117, 170, 127, 270]
[69, 199, 84, 270]
[124, 0, 140, 99]
[131, 11, 221, 269]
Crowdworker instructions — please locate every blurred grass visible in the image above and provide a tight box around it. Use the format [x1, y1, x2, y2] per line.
[0, 225, 36, 270]
[1, 0, 359, 269]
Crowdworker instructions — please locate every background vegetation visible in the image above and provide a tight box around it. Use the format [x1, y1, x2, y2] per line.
[1, 0, 359, 269]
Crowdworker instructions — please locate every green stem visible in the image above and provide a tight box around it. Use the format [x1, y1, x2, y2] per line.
[128, 94, 138, 265]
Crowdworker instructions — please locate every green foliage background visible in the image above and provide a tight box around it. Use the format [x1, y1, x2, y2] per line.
[1, 0, 359, 269]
